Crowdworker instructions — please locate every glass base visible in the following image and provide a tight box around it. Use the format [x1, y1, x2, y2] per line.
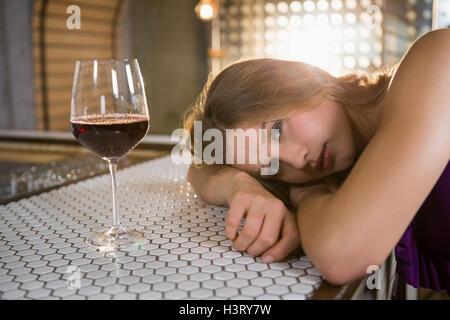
[86, 225, 145, 251]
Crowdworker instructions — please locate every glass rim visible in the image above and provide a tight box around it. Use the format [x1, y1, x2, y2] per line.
[74, 58, 138, 64]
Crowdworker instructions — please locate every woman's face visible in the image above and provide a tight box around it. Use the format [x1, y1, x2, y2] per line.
[229, 98, 359, 183]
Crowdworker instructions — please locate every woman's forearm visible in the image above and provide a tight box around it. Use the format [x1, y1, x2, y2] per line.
[294, 190, 338, 281]
[187, 164, 245, 206]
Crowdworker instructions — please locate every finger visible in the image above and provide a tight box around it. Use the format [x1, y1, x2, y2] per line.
[262, 215, 301, 263]
[225, 197, 248, 241]
[232, 209, 265, 252]
[246, 210, 283, 257]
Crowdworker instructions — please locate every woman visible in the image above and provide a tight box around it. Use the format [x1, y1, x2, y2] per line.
[183, 29, 450, 295]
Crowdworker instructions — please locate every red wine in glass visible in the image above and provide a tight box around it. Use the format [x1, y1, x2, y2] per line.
[71, 114, 149, 160]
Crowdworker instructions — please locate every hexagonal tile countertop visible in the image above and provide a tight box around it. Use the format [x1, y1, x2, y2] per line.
[0, 155, 323, 300]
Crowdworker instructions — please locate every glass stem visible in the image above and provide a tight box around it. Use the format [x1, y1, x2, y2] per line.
[108, 160, 120, 228]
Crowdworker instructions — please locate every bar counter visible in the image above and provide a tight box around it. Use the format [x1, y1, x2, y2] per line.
[0, 131, 366, 300]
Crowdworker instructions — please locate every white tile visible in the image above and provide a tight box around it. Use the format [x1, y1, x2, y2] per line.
[180, 253, 199, 261]
[139, 291, 162, 299]
[45, 279, 68, 290]
[291, 283, 314, 294]
[268, 262, 290, 270]
[291, 260, 312, 269]
[282, 293, 307, 300]
[1, 289, 26, 299]
[226, 279, 249, 289]
[158, 254, 178, 262]
[274, 276, 297, 286]
[155, 267, 176, 276]
[266, 284, 289, 295]
[260, 269, 284, 278]
[177, 280, 200, 291]
[306, 268, 322, 276]
[103, 284, 126, 295]
[190, 259, 211, 267]
[213, 271, 234, 281]
[167, 260, 188, 268]
[241, 286, 264, 297]
[216, 287, 238, 298]
[9, 267, 31, 276]
[152, 282, 175, 292]
[247, 263, 268, 272]
[1, 281, 20, 291]
[169, 247, 189, 255]
[25, 260, 48, 269]
[234, 257, 255, 265]
[118, 276, 140, 286]
[202, 279, 224, 290]
[165, 273, 188, 283]
[113, 292, 137, 300]
[165, 289, 188, 300]
[26, 288, 51, 299]
[178, 266, 199, 275]
[13, 274, 38, 283]
[250, 277, 273, 287]
[128, 283, 151, 294]
[236, 270, 258, 280]
[78, 285, 102, 296]
[190, 288, 213, 299]
[189, 272, 211, 282]
[200, 251, 221, 260]
[123, 262, 144, 271]
[94, 277, 117, 287]
[283, 268, 306, 277]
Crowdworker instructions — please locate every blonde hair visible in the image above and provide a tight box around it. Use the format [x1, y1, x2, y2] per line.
[183, 58, 399, 210]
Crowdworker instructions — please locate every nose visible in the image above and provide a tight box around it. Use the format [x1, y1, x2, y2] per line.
[279, 143, 309, 170]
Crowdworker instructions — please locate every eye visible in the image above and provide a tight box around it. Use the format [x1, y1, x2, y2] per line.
[271, 120, 282, 140]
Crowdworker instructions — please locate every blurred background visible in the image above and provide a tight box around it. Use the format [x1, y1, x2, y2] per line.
[1, 0, 449, 134]
[0, 0, 449, 202]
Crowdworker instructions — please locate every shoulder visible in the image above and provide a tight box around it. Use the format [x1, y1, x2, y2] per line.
[396, 29, 450, 76]
[401, 29, 450, 73]
[381, 30, 450, 150]
[412, 28, 450, 50]
[395, 29, 450, 65]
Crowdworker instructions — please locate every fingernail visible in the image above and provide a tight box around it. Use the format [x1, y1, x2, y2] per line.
[263, 255, 273, 264]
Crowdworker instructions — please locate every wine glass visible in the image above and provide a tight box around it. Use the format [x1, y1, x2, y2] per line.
[70, 59, 149, 250]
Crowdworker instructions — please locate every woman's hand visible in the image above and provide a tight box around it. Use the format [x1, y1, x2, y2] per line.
[225, 172, 301, 263]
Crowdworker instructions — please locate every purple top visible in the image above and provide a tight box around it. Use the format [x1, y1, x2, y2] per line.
[395, 160, 450, 295]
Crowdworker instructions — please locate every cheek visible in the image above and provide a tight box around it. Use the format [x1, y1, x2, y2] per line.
[289, 108, 356, 172]
[333, 115, 357, 169]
